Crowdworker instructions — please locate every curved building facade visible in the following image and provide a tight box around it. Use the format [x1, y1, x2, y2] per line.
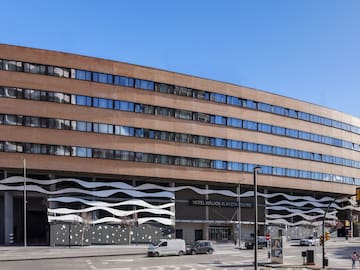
[0, 44, 359, 246]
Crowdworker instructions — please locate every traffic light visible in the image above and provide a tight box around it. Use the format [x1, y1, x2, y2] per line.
[320, 235, 324, 246]
[357, 187, 360, 204]
[325, 231, 330, 241]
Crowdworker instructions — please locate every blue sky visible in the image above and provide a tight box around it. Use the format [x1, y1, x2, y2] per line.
[1, 0, 360, 117]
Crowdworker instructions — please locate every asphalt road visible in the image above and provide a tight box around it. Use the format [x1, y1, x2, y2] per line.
[0, 239, 359, 270]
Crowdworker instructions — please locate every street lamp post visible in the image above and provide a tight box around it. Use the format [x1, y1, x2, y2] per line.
[253, 165, 261, 270]
[23, 157, 27, 248]
[322, 197, 337, 269]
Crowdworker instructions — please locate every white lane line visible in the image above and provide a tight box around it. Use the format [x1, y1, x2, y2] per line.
[104, 259, 135, 262]
[97, 268, 131, 270]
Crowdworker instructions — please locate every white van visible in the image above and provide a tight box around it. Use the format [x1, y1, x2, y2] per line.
[147, 239, 186, 257]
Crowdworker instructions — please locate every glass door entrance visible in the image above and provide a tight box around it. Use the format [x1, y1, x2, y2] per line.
[208, 226, 231, 241]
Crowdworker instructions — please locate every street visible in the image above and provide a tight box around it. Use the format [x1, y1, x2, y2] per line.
[0, 239, 360, 270]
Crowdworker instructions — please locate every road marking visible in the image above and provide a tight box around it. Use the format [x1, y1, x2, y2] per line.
[103, 259, 135, 262]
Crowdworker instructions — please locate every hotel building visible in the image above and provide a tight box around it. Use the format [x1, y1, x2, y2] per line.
[0, 44, 359, 246]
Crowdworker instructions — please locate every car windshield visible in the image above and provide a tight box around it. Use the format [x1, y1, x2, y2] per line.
[151, 240, 161, 246]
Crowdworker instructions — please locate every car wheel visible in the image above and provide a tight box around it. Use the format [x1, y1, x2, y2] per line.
[178, 251, 184, 256]
[207, 249, 214, 254]
[191, 250, 196, 255]
[154, 252, 159, 257]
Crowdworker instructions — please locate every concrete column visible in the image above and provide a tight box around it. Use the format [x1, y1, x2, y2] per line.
[169, 181, 176, 229]
[4, 192, 14, 245]
[204, 184, 209, 240]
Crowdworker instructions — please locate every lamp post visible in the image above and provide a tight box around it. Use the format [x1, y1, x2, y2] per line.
[253, 165, 261, 270]
[22, 157, 27, 248]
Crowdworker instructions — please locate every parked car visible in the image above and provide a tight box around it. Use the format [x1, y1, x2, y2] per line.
[148, 239, 186, 257]
[299, 236, 320, 246]
[245, 236, 267, 249]
[186, 240, 214, 255]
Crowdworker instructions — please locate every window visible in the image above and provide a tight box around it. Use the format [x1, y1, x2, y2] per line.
[243, 142, 257, 152]
[3, 60, 22, 71]
[1, 87, 22, 98]
[175, 86, 192, 97]
[211, 115, 226, 125]
[76, 147, 92, 157]
[93, 72, 108, 83]
[258, 144, 272, 154]
[227, 140, 242, 150]
[286, 129, 298, 138]
[227, 162, 242, 171]
[194, 112, 210, 122]
[94, 98, 113, 109]
[155, 83, 174, 94]
[244, 100, 256, 109]
[258, 102, 271, 112]
[212, 160, 227, 170]
[227, 96, 241, 106]
[175, 110, 192, 120]
[94, 123, 113, 134]
[155, 107, 174, 117]
[272, 126, 285, 135]
[135, 104, 154, 114]
[258, 123, 271, 133]
[194, 90, 209, 100]
[76, 121, 92, 132]
[210, 93, 226, 103]
[115, 126, 134, 136]
[114, 101, 134, 112]
[135, 79, 154, 91]
[243, 120, 257, 131]
[211, 138, 226, 147]
[227, 118, 242, 128]
[76, 95, 92, 106]
[114, 76, 134, 87]
[75, 69, 91, 80]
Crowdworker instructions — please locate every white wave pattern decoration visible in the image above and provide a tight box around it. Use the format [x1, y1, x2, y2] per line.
[0, 184, 174, 198]
[48, 197, 174, 209]
[48, 206, 174, 216]
[1, 176, 359, 226]
[266, 218, 337, 227]
[48, 215, 173, 226]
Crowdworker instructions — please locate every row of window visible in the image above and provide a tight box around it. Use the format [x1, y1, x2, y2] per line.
[1, 140, 358, 186]
[1, 85, 359, 152]
[1, 113, 359, 170]
[1, 58, 359, 134]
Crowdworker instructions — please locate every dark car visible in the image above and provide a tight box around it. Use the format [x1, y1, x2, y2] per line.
[187, 240, 214, 255]
[245, 236, 267, 249]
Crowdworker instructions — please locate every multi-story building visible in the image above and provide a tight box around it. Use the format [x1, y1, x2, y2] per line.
[0, 44, 359, 246]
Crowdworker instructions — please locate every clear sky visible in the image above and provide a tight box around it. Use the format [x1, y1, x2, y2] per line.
[1, 0, 360, 117]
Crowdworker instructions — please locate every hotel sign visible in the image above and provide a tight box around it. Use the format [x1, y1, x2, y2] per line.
[190, 199, 252, 208]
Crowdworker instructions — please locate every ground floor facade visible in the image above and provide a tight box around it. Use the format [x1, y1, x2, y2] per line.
[0, 169, 356, 246]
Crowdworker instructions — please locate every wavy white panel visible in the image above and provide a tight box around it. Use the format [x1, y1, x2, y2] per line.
[48, 206, 174, 216]
[266, 199, 339, 208]
[0, 176, 351, 204]
[266, 218, 336, 226]
[266, 212, 337, 221]
[48, 197, 174, 209]
[48, 215, 173, 225]
[266, 206, 334, 214]
[0, 184, 174, 198]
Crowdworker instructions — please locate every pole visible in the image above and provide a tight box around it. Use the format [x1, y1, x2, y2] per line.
[253, 166, 261, 270]
[322, 197, 337, 269]
[23, 157, 27, 248]
[237, 183, 241, 248]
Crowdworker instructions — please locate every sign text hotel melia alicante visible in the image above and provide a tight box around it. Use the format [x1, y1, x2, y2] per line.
[190, 199, 252, 208]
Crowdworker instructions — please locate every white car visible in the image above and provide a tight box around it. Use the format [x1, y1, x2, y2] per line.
[300, 236, 320, 246]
